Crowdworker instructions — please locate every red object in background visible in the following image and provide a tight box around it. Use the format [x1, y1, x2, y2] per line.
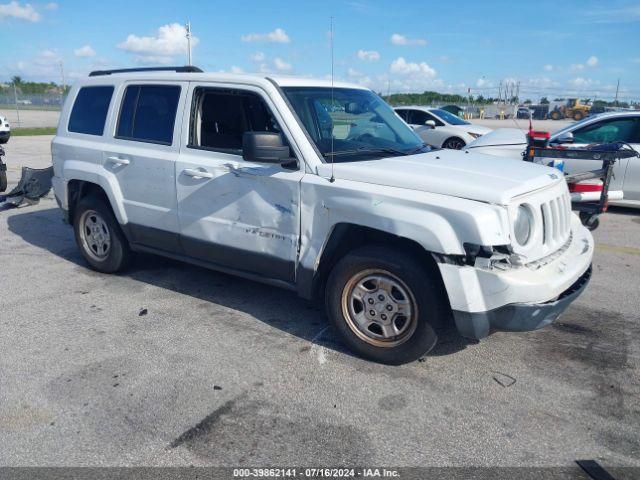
[528, 130, 550, 140]
[568, 182, 603, 193]
[568, 181, 608, 211]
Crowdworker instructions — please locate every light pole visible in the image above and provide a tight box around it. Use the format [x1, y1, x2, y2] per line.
[185, 21, 192, 66]
[13, 82, 21, 128]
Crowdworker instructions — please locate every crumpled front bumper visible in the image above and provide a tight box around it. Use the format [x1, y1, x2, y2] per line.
[438, 213, 594, 339]
[452, 265, 591, 339]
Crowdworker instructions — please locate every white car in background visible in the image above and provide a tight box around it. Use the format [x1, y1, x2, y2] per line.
[394, 106, 491, 149]
[0, 115, 10, 144]
[466, 111, 640, 207]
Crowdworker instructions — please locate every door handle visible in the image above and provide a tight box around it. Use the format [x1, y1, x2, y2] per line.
[182, 168, 214, 179]
[106, 156, 130, 166]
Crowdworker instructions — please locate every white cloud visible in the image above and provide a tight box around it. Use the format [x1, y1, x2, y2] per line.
[476, 78, 492, 87]
[118, 23, 199, 63]
[586, 55, 598, 67]
[568, 77, 593, 88]
[230, 66, 244, 74]
[74, 45, 96, 58]
[39, 49, 58, 60]
[356, 49, 380, 61]
[390, 57, 436, 77]
[274, 57, 292, 71]
[390, 33, 426, 46]
[133, 55, 174, 66]
[241, 28, 290, 43]
[347, 67, 362, 77]
[570, 63, 584, 72]
[526, 76, 556, 88]
[250, 51, 265, 62]
[0, 1, 41, 22]
[44, 2, 57, 9]
[543, 64, 554, 71]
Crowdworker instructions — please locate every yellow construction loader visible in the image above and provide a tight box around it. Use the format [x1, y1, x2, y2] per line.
[550, 98, 591, 121]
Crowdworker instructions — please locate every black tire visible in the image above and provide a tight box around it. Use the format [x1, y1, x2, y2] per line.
[573, 112, 584, 121]
[73, 193, 132, 273]
[442, 137, 466, 150]
[550, 110, 562, 120]
[579, 212, 600, 231]
[325, 245, 448, 365]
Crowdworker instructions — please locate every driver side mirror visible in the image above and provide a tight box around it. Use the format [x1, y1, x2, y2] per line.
[554, 132, 574, 144]
[242, 132, 291, 164]
[425, 120, 436, 129]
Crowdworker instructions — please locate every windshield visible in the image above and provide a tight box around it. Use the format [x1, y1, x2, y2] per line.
[431, 108, 470, 126]
[282, 87, 430, 162]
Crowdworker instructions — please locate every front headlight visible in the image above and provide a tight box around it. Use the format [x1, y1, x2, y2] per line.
[514, 204, 533, 246]
[467, 132, 481, 139]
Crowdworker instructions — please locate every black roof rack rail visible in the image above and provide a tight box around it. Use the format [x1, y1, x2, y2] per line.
[89, 66, 203, 77]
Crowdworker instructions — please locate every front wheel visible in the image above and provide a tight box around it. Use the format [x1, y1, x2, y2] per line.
[442, 137, 466, 150]
[325, 246, 448, 364]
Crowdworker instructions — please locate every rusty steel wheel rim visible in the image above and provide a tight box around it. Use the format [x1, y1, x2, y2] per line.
[341, 269, 418, 348]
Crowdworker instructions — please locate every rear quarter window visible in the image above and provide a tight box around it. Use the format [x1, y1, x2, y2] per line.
[68, 86, 114, 135]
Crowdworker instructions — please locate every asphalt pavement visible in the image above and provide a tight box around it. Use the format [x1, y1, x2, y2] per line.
[0, 136, 639, 469]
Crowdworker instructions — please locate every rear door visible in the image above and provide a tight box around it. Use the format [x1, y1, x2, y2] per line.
[102, 82, 188, 251]
[175, 83, 304, 282]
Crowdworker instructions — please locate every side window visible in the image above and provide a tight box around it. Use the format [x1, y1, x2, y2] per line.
[573, 118, 638, 144]
[189, 88, 281, 154]
[395, 109, 409, 121]
[116, 85, 181, 145]
[407, 110, 428, 125]
[68, 86, 114, 135]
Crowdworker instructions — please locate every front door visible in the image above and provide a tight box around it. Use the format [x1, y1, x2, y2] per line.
[176, 84, 304, 282]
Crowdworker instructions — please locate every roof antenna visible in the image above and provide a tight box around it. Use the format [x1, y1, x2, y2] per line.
[329, 15, 336, 183]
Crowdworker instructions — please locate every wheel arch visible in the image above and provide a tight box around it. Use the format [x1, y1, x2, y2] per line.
[443, 136, 466, 149]
[67, 179, 123, 226]
[297, 223, 450, 311]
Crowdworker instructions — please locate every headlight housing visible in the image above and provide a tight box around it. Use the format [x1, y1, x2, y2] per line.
[514, 204, 533, 246]
[467, 132, 481, 139]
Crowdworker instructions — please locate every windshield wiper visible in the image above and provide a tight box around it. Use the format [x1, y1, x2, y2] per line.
[404, 143, 433, 155]
[323, 147, 409, 158]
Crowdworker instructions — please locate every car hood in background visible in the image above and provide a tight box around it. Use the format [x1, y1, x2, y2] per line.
[316, 148, 560, 205]
[466, 128, 527, 148]
[462, 124, 492, 136]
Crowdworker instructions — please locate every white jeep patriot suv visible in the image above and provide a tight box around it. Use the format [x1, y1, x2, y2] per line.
[52, 66, 594, 364]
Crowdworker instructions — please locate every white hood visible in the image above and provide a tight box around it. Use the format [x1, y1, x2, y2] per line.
[317, 149, 561, 205]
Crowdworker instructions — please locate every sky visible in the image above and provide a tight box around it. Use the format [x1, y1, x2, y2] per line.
[1, 0, 640, 101]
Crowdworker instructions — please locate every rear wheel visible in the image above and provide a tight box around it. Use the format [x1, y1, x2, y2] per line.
[73, 193, 132, 273]
[325, 246, 448, 364]
[442, 137, 466, 150]
[573, 111, 584, 121]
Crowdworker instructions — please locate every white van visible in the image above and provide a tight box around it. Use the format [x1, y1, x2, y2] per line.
[51, 67, 593, 364]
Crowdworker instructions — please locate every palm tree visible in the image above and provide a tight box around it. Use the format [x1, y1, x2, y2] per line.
[11, 76, 23, 86]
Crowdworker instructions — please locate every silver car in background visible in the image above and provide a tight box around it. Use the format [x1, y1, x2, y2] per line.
[466, 111, 640, 207]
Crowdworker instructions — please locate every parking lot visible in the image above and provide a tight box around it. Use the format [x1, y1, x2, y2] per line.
[1, 136, 639, 469]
